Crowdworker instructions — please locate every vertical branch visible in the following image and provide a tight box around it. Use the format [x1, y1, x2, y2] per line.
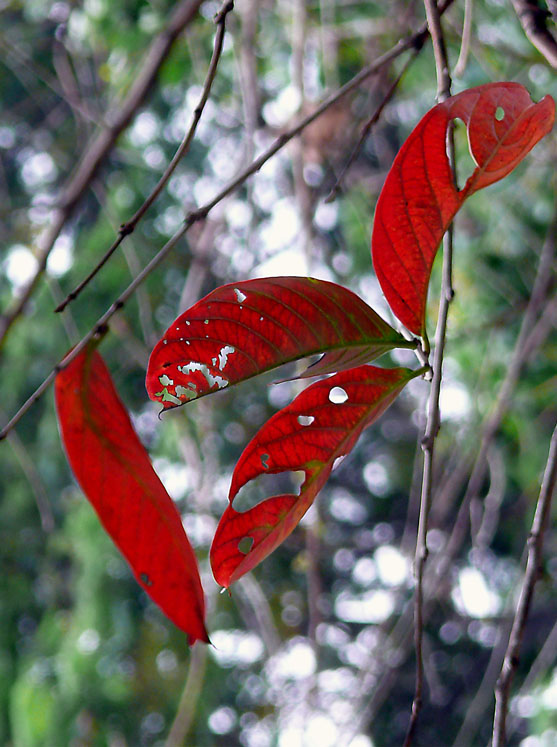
[454, 0, 474, 77]
[492, 423, 557, 747]
[404, 2, 454, 744]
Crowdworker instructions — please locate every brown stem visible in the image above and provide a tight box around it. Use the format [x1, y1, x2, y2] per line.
[404, 2, 453, 744]
[511, 0, 557, 68]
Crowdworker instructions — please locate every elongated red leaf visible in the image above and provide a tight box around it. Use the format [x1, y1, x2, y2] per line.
[372, 82, 555, 336]
[55, 342, 208, 644]
[210, 364, 424, 587]
[146, 277, 414, 409]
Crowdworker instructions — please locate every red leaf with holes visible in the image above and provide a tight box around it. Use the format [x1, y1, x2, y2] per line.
[146, 277, 414, 409]
[55, 342, 208, 644]
[372, 82, 554, 336]
[210, 364, 424, 587]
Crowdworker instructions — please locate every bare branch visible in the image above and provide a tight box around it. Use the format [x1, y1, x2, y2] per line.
[55, 0, 235, 312]
[511, 0, 557, 68]
[492, 423, 557, 747]
[0, 0, 204, 347]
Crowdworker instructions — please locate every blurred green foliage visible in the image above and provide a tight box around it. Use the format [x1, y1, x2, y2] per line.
[0, 1, 556, 745]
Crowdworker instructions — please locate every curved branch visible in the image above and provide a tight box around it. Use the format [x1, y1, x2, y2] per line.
[511, 0, 557, 68]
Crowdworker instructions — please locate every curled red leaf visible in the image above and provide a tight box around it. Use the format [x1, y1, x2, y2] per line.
[146, 277, 414, 409]
[210, 364, 424, 587]
[55, 342, 208, 644]
[372, 82, 555, 336]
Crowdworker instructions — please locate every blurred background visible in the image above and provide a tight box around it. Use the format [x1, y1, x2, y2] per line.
[1, 0, 556, 745]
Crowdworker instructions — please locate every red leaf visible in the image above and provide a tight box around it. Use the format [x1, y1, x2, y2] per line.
[146, 277, 413, 409]
[372, 82, 555, 336]
[210, 364, 424, 587]
[55, 342, 208, 644]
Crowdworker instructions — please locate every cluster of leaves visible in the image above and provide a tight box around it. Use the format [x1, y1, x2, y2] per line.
[55, 83, 554, 644]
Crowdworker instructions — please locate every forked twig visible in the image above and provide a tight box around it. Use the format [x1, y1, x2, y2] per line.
[492, 423, 557, 747]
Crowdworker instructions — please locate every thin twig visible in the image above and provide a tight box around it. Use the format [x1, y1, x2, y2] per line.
[55, 0, 235, 313]
[324, 47, 421, 204]
[2, 411, 55, 532]
[511, 0, 557, 68]
[0, 5, 458, 442]
[404, 2, 453, 744]
[492, 423, 557, 747]
[0, 0, 204, 348]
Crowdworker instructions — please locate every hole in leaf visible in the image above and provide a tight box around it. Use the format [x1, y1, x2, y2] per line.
[297, 414, 315, 426]
[238, 536, 254, 554]
[329, 386, 348, 404]
[234, 288, 247, 303]
[260, 453, 270, 469]
[495, 106, 505, 121]
[452, 117, 476, 190]
[159, 374, 173, 386]
[232, 471, 304, 512]
[140, 572, 153, 587]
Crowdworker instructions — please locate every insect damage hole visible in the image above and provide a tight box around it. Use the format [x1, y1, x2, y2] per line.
[452, 117, 476, 190]
[260, 453, 270, 469]
[140, 572, 153, 587]
[297, 414, 315, 426]
[329, 386, 348, 404]
[238, 536, 254, 554]
[234, 288, 247, 303]
[495, 106, 505, 121]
